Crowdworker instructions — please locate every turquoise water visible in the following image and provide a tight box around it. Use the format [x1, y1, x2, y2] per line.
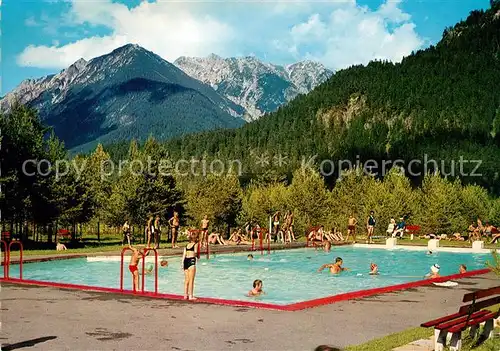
[16, 248, 490, 305]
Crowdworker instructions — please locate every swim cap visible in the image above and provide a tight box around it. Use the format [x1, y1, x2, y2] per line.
[146, 263, 154, 271]
[431, 264, 440, 273]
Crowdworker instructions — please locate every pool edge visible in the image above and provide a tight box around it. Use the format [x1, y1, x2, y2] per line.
[0, 268, 490, 312]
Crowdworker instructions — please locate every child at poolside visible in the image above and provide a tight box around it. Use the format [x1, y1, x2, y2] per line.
[128, 245, 147, 291]
[426, 264, 440, 279]
[369, 263, 379, 275]
[318, 257, 350, 274]
[248, 279, 265, 297]
[459, 264, 467, 274]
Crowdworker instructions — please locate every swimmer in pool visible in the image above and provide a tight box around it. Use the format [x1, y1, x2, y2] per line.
[318, 257, 350, 274]
[426, 250, 433, 255]
[369, 263, 379, 275]
[459, 264, 467, 274]
[248, 279, 265, 297]
[426, 264, 440, 279]
[141, 259, 168, 275]
[247, 254, 254, 260]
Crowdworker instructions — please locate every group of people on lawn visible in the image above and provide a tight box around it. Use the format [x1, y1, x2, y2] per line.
[307, 213, 499, 246]
[121, 211, 499, 252]
[121, 211, 299, 249]
[468, 218, 499, 243]
[307, 211, 403, 245]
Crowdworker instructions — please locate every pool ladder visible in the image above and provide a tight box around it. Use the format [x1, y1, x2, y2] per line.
[1, 239, 24, 279]
[120, 247, 158, 294]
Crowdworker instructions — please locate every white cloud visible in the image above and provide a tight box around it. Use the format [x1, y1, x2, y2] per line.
[17, 0, 235, 69]
[281, 0, 423, 69]
[377, 0, 411, 24]
[18, 36, 128, 69]
[24, 16, 38, 27]
[17, 0, 423, 71]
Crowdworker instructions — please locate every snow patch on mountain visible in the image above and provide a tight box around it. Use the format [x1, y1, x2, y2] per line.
[174, 55, 333, 121]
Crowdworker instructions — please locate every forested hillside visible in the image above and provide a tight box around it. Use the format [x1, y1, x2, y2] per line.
[153, 4, 500, 193]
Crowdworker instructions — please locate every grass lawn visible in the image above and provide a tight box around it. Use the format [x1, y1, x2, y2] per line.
[345, 327, 432, 351]
[346, 327, 500, 351]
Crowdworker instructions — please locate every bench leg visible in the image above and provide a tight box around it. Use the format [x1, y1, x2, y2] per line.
[449, 331, 462, 351]
[481, 319, 494, 340]
[468, 324, 479, 339]
[434, 329, 447, 351]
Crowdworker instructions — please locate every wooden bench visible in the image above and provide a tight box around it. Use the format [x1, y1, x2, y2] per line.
[421, 286, 500, 350]
[57, 229, 71, 241]
[405, 225, 421, 239]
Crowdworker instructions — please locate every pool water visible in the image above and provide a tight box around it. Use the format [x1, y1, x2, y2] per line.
[15, 248, 490, 305]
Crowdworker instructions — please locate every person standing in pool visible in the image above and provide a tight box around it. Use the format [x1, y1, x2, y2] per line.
[200, 215, 210, 248]
[346, 214, 357, 243]
[318, 257, 350, 274]
[169, 211, 180, 249]
[369, 263, 379, 275]
[366, 211, 376, 244]
[182, 232, 199, 300]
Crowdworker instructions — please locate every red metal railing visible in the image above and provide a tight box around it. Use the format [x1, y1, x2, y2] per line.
[142, 248, 158, 294]
[8, 241, 23, 279]
[206, 232, 210, 259]
[259, 229, 264, 255]
[1, 240, 7, 278]
[266, 229, 270, 255]
[251, 228, 255, 251]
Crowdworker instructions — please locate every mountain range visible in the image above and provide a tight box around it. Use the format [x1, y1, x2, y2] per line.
[161, 4, 500, 194]
[0, 45, 331, 151]
[174, 55, 332, 121]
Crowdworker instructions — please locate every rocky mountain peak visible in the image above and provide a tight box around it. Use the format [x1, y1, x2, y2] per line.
[174, 55, 333, 120]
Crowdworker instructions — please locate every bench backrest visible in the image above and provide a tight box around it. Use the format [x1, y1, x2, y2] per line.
[459, 286, 500, 315]
[406, 225, 421, 231]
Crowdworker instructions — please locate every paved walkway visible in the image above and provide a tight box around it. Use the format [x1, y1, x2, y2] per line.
[2, 274, 498, 350]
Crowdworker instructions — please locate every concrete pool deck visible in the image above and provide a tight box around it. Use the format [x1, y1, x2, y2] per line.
[2, 273, 499, 350]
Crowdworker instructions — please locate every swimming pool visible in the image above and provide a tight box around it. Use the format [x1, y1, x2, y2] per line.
[8, 247, 491, 307]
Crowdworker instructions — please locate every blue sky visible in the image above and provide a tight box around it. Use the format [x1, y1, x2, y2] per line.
[1, 0, 491, 94]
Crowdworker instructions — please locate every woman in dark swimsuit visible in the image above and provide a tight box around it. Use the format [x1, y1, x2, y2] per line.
[182, 232, 199, 300]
